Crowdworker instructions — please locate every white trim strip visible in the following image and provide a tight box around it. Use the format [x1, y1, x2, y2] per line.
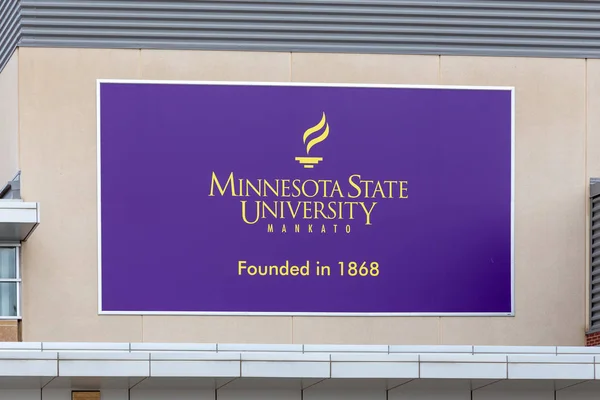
[97, 79, 515, 91]
[98, 311, 513, 317]
[96, 78, 103, 315]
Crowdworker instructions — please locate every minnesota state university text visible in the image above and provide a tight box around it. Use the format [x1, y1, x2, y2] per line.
[209, 172, 408, 234]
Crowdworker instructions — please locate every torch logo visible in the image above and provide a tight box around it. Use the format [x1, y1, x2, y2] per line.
[295, 112, 330, 169]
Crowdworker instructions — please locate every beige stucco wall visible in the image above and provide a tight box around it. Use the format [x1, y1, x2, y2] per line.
[0, 51, 19, 186]
[15, 47, 589, 344]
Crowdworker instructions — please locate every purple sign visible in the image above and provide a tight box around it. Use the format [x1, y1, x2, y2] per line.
[97, 80, 514, 316]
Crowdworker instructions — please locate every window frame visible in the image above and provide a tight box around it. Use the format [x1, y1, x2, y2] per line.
[0, 243, 21, 319]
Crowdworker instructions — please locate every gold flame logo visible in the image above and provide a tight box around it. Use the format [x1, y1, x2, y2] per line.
[295, 112, 330, 168]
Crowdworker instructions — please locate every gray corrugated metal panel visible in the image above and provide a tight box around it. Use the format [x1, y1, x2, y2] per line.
[0, 0, 21, 73]
[592, 181, 600, 198]
[592, 179, 600, 332]
[9, 0, 600, 60]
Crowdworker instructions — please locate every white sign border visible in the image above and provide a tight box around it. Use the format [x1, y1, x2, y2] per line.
[96, 79, 516, 317]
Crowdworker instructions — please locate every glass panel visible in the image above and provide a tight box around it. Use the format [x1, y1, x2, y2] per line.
[0, 282, 17, 317]
[0, 248, 16, 279]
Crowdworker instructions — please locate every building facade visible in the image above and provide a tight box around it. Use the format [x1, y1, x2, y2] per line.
[0, 1, 599, 399]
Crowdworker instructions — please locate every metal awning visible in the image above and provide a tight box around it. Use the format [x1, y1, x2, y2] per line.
[0, 343, 599, 394]
[0, 201, 40, 242]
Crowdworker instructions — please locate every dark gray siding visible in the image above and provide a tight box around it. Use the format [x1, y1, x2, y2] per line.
[3, 0, 600, 71]
[0, 0, 21, 72]
[591, 182, 600, 333]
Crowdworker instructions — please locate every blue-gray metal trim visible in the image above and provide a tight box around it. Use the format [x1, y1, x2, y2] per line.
[3, 0, 600, 72]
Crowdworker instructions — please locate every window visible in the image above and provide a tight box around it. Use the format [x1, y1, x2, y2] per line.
[0, 246, 19, 318]
[72, 391, 100, 400]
